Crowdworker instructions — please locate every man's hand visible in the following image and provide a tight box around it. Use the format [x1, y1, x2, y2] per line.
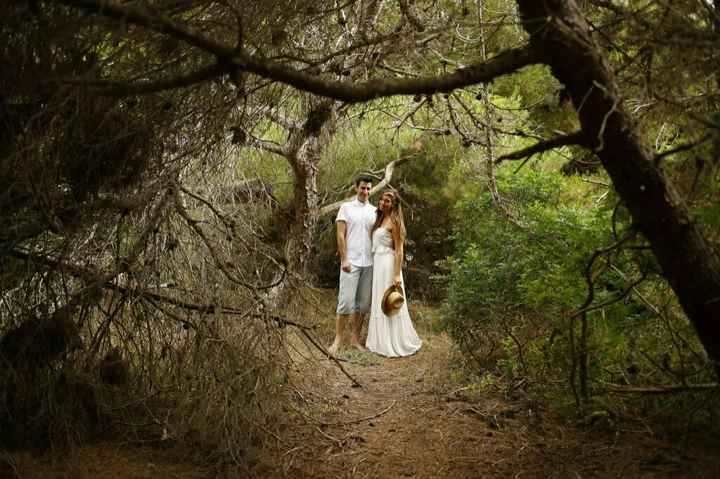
[337, 221, 349, 272]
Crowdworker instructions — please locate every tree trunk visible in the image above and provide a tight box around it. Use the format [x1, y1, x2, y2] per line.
[516, 0, 720, 375]
[284, 101, 337, 277]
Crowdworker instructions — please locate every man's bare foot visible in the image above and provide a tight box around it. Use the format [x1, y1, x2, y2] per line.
[349, 340, 366, 351]
[327, 341, 341, 356]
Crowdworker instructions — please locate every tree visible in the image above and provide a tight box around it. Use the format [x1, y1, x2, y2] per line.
[514, 0, 720, 375]
[53, 0, 719, 373]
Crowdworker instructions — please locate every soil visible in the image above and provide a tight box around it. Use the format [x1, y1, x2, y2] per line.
[280, 315, 719, 479]
[3, 301, 719, 479]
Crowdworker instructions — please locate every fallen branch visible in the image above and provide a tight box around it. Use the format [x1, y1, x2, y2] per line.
[297, 328, 362, 388]
[319, 399, 396, 427]
[604, 382, 719, 394]
[315, 427, 343, 447]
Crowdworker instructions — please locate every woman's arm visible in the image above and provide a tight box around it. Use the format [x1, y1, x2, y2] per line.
[391, 223, 403, 286]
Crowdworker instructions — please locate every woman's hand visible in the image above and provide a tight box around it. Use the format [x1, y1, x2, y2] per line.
[393, 274, 401, 286]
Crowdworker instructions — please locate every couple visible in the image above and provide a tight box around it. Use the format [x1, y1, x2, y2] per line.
[328, 176, 422, 358]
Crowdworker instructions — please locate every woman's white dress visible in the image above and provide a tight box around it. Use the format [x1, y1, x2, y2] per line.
[366, 228, 422, 357]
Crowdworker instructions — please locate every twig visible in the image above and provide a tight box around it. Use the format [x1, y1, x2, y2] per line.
[315, 427, 343, 447]
[319, 399, 397, 426]
[298, 328, 363, 387]
[603, 382, 719, 394]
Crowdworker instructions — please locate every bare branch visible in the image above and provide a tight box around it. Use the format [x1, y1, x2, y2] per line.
[604, 382, 719, 394]
[265, 109, 301, 131]
[318, 153, 415, 216]
[230, 46, 537, 103]
[172, 187, 262, 292]
[297, 327, 362, 388]
[653, 134, 713, 165]
[495, 130, 587, 164]
[247, 134, 290, 157]
[60, 63, 224, 96]
[58, 0, 538, 102]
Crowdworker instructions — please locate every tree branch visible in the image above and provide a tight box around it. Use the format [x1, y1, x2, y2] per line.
[57, 0, 538, 101]
[234, 46, 537, 103]
[265, 109, 301, 131]
[604, 382, 719, 394]
[247, 135, 290, 157]
[8, 247, 300, 328]
[60, 63, 224, 96]
[653, 134, 712, 165]
[495, 130, 587, 164]
[318, 154, 414, 216]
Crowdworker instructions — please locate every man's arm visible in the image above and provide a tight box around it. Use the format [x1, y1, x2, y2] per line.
[336, 220, 351, 272]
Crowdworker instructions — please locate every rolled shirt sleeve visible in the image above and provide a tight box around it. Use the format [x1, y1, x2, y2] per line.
[336, 204, 349, 223]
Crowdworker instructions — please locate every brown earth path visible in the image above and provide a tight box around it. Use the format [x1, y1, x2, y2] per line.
[283, 315, 719, 479]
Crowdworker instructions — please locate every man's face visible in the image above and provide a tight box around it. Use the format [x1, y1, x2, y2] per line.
[356, 181, 372, 203]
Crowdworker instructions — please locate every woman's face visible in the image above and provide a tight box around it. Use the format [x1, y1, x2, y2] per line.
[379, 194, 394, 213]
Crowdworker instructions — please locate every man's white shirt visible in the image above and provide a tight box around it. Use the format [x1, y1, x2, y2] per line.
[336, 198, 376, 267]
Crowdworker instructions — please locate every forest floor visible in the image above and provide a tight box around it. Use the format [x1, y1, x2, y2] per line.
[278, 300, 719, 479]
[3, 292, 720, 479]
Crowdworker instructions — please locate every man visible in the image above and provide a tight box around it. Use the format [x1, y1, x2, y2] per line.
[328, 176, 376, 354]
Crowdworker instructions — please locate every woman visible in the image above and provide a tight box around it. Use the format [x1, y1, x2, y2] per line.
[366, 189, 422, 357]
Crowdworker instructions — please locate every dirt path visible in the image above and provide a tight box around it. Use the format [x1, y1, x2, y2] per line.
[5, 304, 719, 479]
[284, 322, 718, 479]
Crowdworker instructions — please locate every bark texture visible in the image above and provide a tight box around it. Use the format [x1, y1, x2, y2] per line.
[516, 0, 720, 374]
[283, 101, 337, 276]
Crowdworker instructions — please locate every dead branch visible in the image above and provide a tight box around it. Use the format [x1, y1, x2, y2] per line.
[58, 0, 538, 102]
[653, 134, 712, 165]
[319, 154, 415, 216]
[604, 382, 719, 394]
[297, 328, 362, 388]
[319, 400, 397, 426]
[7, 248, 297, 328]
[247, 134, 290, 157]
[172, 187, 263, 292]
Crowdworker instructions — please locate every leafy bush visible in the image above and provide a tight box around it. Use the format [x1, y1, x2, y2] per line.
[440, 168, 715, 415]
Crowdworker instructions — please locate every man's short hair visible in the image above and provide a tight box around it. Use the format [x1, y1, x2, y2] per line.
[355, 175, 374, 186]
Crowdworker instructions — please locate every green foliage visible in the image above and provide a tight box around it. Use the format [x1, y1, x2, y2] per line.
[447, 170, 610, 316]
[443, 171, 600, 379]
[493, 65, 563, 109]
[440, 164, 718, 442]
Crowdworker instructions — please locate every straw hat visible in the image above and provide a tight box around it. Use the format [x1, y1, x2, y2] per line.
[381, 284, 405, 317]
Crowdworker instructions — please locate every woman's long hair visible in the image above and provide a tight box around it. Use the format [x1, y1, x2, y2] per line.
[372, 189, 407, 244]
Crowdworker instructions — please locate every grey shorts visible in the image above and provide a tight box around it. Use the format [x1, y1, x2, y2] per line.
[336, 264, 373, 315]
